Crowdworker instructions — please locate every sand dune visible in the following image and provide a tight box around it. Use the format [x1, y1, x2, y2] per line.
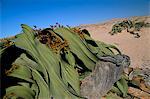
[79, 16, 150, 69]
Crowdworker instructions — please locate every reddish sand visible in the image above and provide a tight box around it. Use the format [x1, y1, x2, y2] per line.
[79, 16, 150, 69]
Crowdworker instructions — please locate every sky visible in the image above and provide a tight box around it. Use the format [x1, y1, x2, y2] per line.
[1, 0, 150, 38]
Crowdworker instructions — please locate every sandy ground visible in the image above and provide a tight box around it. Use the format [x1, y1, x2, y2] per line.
[79, 16, 150, 69]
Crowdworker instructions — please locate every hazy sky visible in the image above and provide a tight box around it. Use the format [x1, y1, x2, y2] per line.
[1, 0, 150, 38]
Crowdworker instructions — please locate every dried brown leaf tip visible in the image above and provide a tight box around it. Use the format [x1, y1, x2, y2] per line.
[139, 80, 150, 93]
[0, 37, 15, 48]
[4, 41, 14, 48]
[72, 28, 85, 39]
[5, 64, 19, 76]
[128, 87, 150, 99]
[37, 28, 69, 53]
[3, 92, 16, 99]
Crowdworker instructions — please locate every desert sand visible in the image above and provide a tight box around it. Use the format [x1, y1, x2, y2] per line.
[79, 16, 150, 69]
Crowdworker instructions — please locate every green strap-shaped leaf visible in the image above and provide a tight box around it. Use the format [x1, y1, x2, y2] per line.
[96, 41, 114, 56]
[61, 60, 80, 95]
[105, 44, 121, 55]
[116, 78, 128, 97]
[14, 25, 82, 98]
[110, 86, 122, 96]
[82, 33, 99, 54]
[65, 51, 75, 66]
[54, 28, 98, 70]
[7, 64, 34, 83]
[105, 92, 122, 99]
[14, 54, 42, 72]
[5, 86, 35, 99]
[15, 24, 49, 83]
[31, 68, 51, 99]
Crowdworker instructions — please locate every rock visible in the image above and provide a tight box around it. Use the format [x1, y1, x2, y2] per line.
[80, 54, 130, 99]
